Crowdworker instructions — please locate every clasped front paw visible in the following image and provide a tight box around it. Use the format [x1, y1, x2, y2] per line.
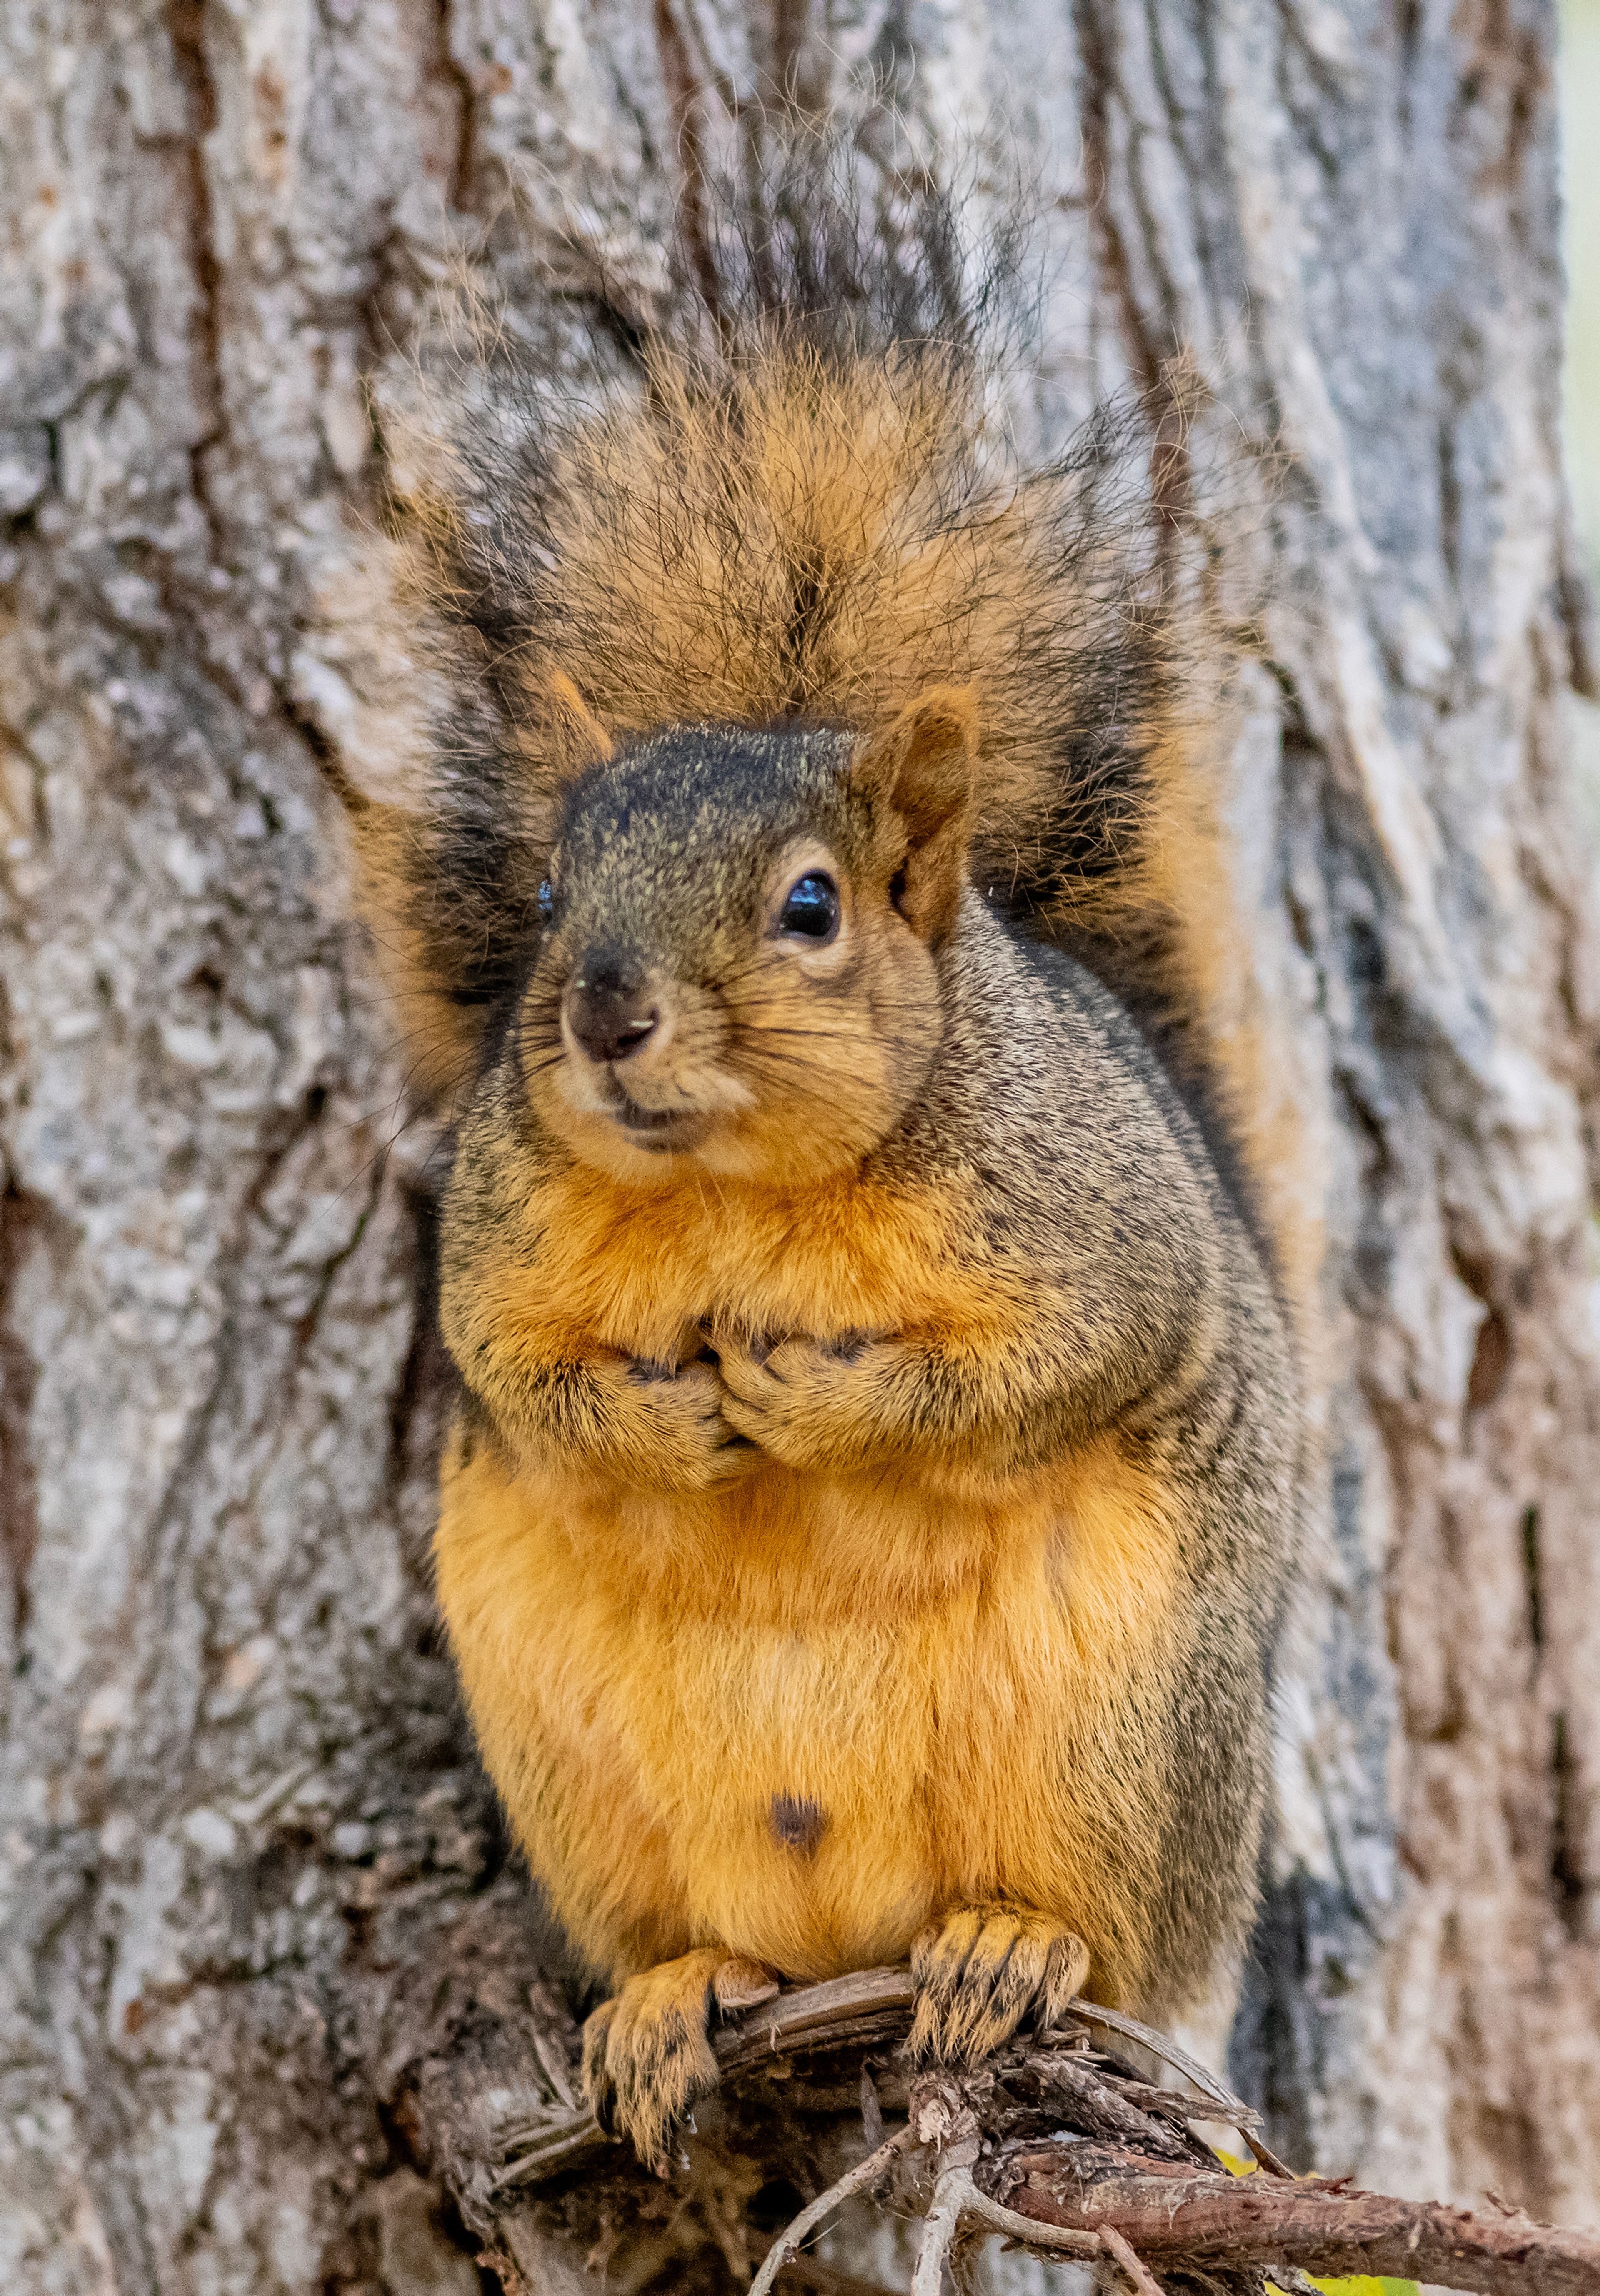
[713, 1327, 896, 1469]
[607, 1354, 757, 1491]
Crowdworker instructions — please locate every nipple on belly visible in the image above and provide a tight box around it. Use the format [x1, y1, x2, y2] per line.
[769, 1794, 827, 1856]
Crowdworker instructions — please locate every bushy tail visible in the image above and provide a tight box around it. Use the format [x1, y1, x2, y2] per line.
[335, 124, 1274, 1243]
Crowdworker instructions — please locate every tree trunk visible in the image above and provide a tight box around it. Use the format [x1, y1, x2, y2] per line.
[2, 0, 1597, 2291]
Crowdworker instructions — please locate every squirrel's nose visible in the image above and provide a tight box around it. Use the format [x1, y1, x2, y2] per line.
[565, 952, 659, 1065]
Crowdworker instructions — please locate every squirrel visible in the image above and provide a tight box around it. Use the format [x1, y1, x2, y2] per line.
[343, 138, 1307, 2172]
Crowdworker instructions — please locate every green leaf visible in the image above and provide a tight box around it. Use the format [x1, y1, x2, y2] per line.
[1274, 2281, 1420, 2295]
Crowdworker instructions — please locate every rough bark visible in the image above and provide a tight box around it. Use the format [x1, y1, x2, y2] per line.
[1, 0, 1597, 2291]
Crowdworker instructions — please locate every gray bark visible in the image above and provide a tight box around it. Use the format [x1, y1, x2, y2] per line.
[2, 0, 1598, 2289]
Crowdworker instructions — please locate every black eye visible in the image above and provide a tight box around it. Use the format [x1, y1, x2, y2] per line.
[777, 871, 840, 942]
[536, 879, 556, 927]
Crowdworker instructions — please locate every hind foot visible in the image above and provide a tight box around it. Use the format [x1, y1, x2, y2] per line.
[582, 1948, 778, 2170]
[909, 1903, 1089, 2064]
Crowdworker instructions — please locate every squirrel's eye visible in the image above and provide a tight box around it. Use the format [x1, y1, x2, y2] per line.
[536, 879, 556, 927]
[777, 871, 840, 943]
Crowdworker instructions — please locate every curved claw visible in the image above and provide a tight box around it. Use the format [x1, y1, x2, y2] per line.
[908, 1904, 1089, 2064]
[581, 1948, 774, 2169]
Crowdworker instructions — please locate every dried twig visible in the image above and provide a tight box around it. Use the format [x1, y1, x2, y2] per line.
[1096, 2222, 1168, 2296]
[744, 2248, 906, 2296]
[908, 2169, 967, 2296]
[475, 1964, 1600, 2294]
[906, 2078, 1151, 2295]
[1242, 2129, 1298, 2178]
[747, 2126, 915, 2296]
[1064, 2000, 1262, 2128]
[912, 2166, 1104, 2271]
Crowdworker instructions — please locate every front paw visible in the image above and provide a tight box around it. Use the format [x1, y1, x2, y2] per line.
[909, 1904, 1089, 2064]
[602, 1355, 758, 1492]
[581, 1949, 776, 2170]
[716, 1329, 899, 1469]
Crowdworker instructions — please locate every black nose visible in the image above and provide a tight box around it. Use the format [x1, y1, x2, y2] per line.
[565, 950, 659, 1064]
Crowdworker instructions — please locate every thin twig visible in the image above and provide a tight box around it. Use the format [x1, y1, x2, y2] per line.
[747, 2126, 915, 2296]
[907, 2172, 1160, 2296]
[1242, 2128, 1298, 2178]
[910, 2168, 968, 2296]
[923, 2168, 1102, 2263]
[746, 2245, 911, 2296]
[955, 2174, 1105, 2260]
[1096, 2224, 1165, 2296]
[1065, 2002, 1262, 2129]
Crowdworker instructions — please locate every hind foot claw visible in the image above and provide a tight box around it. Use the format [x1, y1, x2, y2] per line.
[909, 1903, 1089, 2064]
[582, 1949, 777, 2170]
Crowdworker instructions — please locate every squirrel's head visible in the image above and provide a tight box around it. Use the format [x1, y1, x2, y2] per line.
[515, 688, 978, 1187]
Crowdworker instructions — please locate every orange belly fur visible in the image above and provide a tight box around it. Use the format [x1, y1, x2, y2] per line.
[437, 1425, 1180, 2001]
[436, 1160, 1185, 2002]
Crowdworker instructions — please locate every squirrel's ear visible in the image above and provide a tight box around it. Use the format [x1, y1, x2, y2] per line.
[856, 686, 978, 942]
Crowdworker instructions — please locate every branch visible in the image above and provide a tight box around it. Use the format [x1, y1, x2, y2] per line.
[487, 1966, 1246, 2190]
[1001, 2148, 1600, 2296]
[489, 1966, 918, 2189]
[465, 1964, 1600, 2295]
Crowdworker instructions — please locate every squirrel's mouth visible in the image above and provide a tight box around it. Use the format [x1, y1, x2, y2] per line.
[606, 1090, 712, 1153]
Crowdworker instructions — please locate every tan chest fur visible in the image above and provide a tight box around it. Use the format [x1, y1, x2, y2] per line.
[508, 1160, 1004, 1359]
[436, 1164, 1183, 1996]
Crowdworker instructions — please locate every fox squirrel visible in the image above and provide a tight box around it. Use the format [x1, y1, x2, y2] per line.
[348, 145, 1305, 2171]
